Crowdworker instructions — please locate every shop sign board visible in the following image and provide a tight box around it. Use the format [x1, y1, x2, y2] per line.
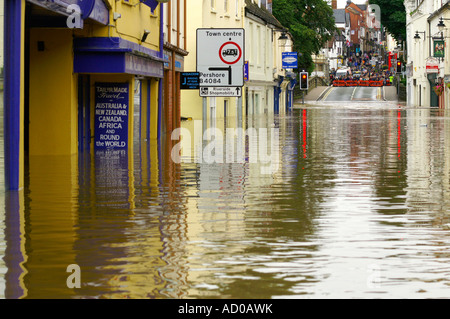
[199, 86, 242, 97]
[282, 52, 298, 69]
[28, 0, 109, 24]
[433, 40, 445, 58]
[94, 82, 129, 150]
[426, 57, 439, 73]
[244, 61, 249, 82]
[180, 72, 200, 90]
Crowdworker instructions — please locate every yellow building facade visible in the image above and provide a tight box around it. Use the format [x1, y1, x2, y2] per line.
[4, 0, 169, 190]
[182, 0, 294, 125]
[181, 0, 245, 126]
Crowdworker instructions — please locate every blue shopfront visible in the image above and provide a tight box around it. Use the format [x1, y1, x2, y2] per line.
[3, 0, 165, 190]
[3, 0, 111, 190]
[274, 73, 297, 113]
[74, 37, 165, 150]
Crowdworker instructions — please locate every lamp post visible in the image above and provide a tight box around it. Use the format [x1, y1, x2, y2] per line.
[437, 17, 446, 34]
[278, 32, 288, 48]
[414, 31, 425, 42]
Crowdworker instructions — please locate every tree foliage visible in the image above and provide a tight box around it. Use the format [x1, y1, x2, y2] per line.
[272, 0, 337, 72]
[368, 0, 406, 42]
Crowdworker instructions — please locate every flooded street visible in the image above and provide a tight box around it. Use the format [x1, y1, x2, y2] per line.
[0, 96, 449, 299]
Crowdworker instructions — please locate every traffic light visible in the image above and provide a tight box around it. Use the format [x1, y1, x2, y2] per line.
[396, 61, 402, 73]
[300, 72, 309, 90]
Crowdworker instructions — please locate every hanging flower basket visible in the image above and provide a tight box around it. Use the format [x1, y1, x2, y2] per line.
[434, 84, 444, 96]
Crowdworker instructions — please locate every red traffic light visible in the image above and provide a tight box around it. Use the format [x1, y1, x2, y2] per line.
[300, 72, 308, 90]
[396, 61, 402, 73]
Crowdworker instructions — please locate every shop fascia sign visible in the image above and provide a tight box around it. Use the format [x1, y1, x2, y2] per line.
[426, 57, 440, 74]
[28, 0, 108, 25]
[29, 0, 95, 19]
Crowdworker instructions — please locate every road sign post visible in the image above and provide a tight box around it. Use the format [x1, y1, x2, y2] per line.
[196, 28, 245, 96]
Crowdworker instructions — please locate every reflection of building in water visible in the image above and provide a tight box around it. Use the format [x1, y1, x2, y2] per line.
[156, 138, 190, 298]
[445, 110, 450, 220]
[1, 191, 27, 299]
[171, 114, 293, 297]
[74, 143, 177, 298]
[405, 109, 450, 225]
[406, 108, 431, 212]
[182, 119, 248, 296]
[94, 150, 131, 210]
[21, 155, 79, 298]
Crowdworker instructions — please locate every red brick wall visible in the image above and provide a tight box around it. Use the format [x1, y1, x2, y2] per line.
[164, 69, 173, 133]
[346, 4, 364, 46]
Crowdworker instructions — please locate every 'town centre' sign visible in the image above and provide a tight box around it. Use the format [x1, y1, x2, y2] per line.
[197, 28, 245, 89]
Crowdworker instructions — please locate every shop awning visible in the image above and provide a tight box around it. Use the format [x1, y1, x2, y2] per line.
[27, 0, 109, 25]
[140, 0, 160, 13]
[74, 37, 165, 78]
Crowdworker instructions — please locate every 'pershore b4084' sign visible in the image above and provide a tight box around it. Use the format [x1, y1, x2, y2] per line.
[196, 28, 245, 88]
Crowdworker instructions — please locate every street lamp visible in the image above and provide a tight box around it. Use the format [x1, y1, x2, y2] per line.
[397, 35, 403, 51]
[436, 17, 450, 40]
[414, 32, 421, 42]
[437, 17, 446, 32]
[414, 31, 425, 42]
[278, 32, 288, 47]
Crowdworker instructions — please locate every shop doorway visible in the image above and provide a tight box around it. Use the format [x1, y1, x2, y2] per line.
[428, 74, 439, 108]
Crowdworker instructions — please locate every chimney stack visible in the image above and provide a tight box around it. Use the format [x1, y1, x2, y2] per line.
[267, 0, 272, 13]
[332, 0, 337, 9]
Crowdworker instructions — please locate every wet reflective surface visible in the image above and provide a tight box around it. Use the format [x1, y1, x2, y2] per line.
[1, 98, 450, 299]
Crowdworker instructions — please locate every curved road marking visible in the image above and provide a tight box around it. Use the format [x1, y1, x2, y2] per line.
[350, 87, 357, 101]
[320, 87, 334, 101]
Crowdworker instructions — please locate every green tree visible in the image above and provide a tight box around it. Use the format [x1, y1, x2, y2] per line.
[272, 0, 337, 72]
[369, 0, 406, 42]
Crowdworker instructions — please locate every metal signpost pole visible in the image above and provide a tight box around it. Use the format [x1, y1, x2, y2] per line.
[203, 97, 207, 132]
[237, 96, 243, 128]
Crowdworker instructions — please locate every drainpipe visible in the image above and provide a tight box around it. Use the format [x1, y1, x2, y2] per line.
[160, 2, 164, 59]
[158, 3, 164, 140]
[428, 19, 431, 57]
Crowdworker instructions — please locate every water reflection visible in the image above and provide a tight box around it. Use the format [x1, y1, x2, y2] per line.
[0, 104, 449, 298]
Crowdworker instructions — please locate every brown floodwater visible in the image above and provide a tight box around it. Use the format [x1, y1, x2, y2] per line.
[0, 100, 449, 299]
